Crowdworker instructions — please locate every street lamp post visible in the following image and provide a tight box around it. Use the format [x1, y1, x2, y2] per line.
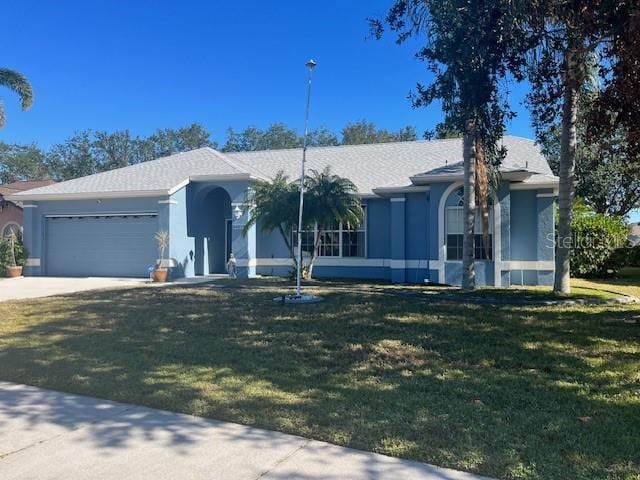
[295, 59, 316, 297]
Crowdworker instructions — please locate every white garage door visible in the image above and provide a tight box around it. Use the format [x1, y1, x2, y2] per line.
[45, 214, 158, 277]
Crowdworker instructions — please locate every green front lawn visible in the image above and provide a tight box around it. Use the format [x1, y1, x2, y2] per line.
[0, 281, 639, 479]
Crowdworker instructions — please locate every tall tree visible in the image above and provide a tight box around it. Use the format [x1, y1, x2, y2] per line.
[304, 167, 364, 278]
[223, 123, 302, 152]
[341, 120, 417, 145]
[47, 131, 96, 181]
[589, 2, 639, 162]
[144, 123, 214, 159]
[541, 106, 640, 217]
[0, 143, 48, 184]
[245, 168, 363, 280]
[0, 68, 33, 128]
[527, 0, 624, 293]
[243, 172, 304, 272]
[46, 124, 214, 180]
[93, 130, 135, 170]
[372, 0, 530, 289]
[307, 126, 339, 147]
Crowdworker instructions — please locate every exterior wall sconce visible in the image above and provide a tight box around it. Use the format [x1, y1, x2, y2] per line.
[233, 205, 242, 220]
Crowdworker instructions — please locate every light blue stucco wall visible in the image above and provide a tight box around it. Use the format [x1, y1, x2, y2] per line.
[186, 179, 256, 278]
[508, 188, 555, 286]
[405, 193, 429, 261]
[367, 198, 390, 259]
[510, 190, 537, 260]
[21, 178, 556, 287]
[167, 187, 195, 279]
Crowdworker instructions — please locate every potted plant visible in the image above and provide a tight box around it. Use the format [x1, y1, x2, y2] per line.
[5, 231, 25, 278]
[153, 230, 170, 282]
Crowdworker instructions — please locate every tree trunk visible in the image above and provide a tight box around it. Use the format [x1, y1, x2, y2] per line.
[462, 121, 477, 290]
[305, 227, 323, 280]
[554, 45, 583, 294]
[278, 225, 298, 273]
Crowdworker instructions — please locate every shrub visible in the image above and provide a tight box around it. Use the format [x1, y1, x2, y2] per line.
[570, 210, 628, 277]
[0, 230, 28, 274]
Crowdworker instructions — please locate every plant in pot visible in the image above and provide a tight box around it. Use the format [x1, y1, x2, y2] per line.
[4, 231, 26, 278]
[153, 230, 170, 283]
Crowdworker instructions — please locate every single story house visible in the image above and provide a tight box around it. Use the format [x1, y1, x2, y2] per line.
[0, 180, 56, 239]
[10, 136, 558, 286]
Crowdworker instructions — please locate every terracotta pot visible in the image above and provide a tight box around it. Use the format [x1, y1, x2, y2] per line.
[6, 266, 23, 278]
[152, 268, 168, 283]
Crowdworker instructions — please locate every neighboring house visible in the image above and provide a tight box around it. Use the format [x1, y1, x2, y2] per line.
[629, 223, 640, 247]
[0, 180, 55, 239]
[9, 137, 558, 286]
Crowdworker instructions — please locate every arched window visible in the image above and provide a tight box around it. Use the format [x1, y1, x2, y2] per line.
[445, 187, 493, 260]
[1, 222, 21, 240]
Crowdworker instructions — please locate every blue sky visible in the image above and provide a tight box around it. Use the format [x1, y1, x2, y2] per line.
[1, 0, 535, 148]
[3, 1, 635, 221]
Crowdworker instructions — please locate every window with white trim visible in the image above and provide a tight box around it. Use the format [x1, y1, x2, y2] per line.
[293, 206, 367, 258]
[1, 222, 21, 240]
[445, 188, 493, 261]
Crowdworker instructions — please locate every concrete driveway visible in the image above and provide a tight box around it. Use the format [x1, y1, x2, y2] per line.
[0, 276, 147, 302]
[0, 382, 488, 480]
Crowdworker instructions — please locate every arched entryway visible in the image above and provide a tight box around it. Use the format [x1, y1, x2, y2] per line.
[192, 186, 232, 275]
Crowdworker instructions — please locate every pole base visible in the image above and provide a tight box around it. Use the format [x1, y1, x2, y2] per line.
[273, 294, 323, 305]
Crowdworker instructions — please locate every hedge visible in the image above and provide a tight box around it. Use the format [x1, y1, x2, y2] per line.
[570, 210, 628, 277]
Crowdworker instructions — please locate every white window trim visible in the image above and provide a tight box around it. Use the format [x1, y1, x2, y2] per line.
[1, 221, 21, 239]
[436, 182, 502, 285]
[295, 206, 367, 259]
[444, 204, 494, 262]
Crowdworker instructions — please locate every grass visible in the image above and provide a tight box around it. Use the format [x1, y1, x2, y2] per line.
[572, 268, 640, 299]
[0, 279, 639, 479]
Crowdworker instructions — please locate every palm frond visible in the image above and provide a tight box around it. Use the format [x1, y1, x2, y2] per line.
[0, 68, 34, 128]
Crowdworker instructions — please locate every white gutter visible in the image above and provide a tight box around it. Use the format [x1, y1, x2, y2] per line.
[372, 185, 431, 197]
[5, 189, 170, 202]
[510, 181, 559, 191]
[410, 170, 533, 185]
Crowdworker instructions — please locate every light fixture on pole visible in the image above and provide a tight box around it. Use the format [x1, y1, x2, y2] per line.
[295, 59, 316, 297]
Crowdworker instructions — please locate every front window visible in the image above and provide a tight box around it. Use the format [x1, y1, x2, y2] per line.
[445, 188, 493, 261]
[293, 206, 367, 258]
[318, 221, 340, 257]
[1, 222, 21, 240]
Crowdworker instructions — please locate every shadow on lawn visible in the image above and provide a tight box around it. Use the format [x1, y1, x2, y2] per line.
[0, 286, 638, 479]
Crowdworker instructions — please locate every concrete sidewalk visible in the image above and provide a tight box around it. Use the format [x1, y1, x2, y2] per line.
[0, 382, 489, 480]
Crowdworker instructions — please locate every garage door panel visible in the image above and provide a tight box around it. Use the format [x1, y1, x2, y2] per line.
[45, 215, 157, 277]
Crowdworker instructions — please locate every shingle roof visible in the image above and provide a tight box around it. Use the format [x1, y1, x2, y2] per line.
[0, 180, 55, 197]
[13, 136, 555, 199]
[225, 136, 554, 192]
[13, 148, 267, 198]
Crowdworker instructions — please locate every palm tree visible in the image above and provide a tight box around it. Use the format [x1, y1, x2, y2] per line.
[0, 68, 34, 128]
[244, 171, 302, 270]
[245, 168, 363, 280]
[304, 167, 364, 279]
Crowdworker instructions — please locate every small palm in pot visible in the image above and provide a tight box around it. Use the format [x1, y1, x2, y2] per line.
[153, 230, 170, 283]
[5, 231, 23, 278]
